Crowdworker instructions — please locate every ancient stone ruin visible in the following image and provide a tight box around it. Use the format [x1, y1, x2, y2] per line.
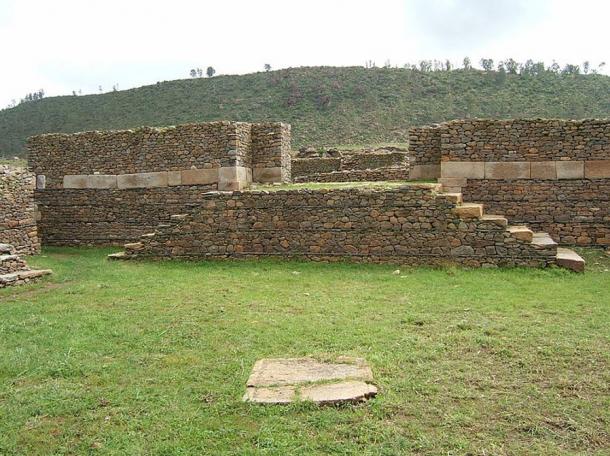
[0, 243, 51, 288]
[25, 117, 610, 272]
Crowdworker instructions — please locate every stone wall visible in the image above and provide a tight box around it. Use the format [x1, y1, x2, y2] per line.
[409, 118, 610, 247]
[292, 148, 409, 183]
[0, 166, 40, 255]
[121, 185, 558, 268]
[28, 121, 291, 191]
[408, 125, 442, 179]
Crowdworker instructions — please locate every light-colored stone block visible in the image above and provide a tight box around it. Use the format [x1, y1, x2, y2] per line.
[485, 162, 530, 179]
[36, 175, 46, 189]
[584, 160, 610, 179]
[243, 357, 377, 405]
[63, 174, 117, 189]
[181, 168, 218, 185]
[438, 177, 467, 187]
[253, 167, 283, 183]
[441, 161, 485, 179]
[218, 166, 250, 191]
[531, 161, 557, 179]
[409, 164, 440, 180]
[117, 171, 168, 189]
[556, 161, 584, 179]
[167, 170, 182, 186]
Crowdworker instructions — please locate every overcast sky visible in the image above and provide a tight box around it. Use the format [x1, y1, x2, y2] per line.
[1, 0, 608, 107]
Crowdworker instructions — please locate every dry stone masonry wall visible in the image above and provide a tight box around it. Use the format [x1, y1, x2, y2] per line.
[28, 121, 291, 246]
[0, 166, 40, 255]
[292, 147, 410, 183]
[119, 185, 559, 268]
[408, 119, 610, 247]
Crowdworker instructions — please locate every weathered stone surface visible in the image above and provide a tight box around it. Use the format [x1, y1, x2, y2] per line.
[530, 161, 557, 179]
[243, 358, 377, 405]
[409, 164, 440, 180]
[246, 358, 374, 387]
[117, 171, 168, 189]
[167, 171, 182, 186]
[441, 161, 485, 179]
[64, 174, 118, 189]
[36, 174, 46, 189]
[1, 166, 40, 255]
[0, 242, 52, 288]
[556, 161, 584, 179]
[453, 203, 483, 219]
[555, 247, 585, 273]
[252, 167, 283, 183]
[181, 168, 218, 185]
[584, 160, 610, 178]
[507, 225, 534, 242]
[485, 162, 530, 179]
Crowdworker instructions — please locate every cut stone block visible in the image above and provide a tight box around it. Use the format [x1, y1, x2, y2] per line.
[481, 214, 508, 227]
[584, 160, 610, 179]
[253, 167, 283, 183]
[485, 162, 530, 179]
[531, 161, 557, 179]
[441, 161, 485, 179]
[556, 161, 584, 179]
[244, 357, 377, 405]
[167, 171, 182, 186]
[507, 225, 534, 242]
[117, 172, 168, 189]
[36, 175, 46, 189]
[181, 168, 218, 185]
[64, 174, 117, 189]
[453, 203, 483, 219]
[218, 166, 250, 191]
[409, 164, 440, 180]
[438, 177, 467, 188]
[555, 248, 585, 272]
[531, 232, 558, 249]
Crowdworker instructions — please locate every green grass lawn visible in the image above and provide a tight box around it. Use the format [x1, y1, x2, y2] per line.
[1, 248, 609, 455]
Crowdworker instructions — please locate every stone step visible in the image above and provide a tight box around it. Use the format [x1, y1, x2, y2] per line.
[108, 252, 127, 260]
[0, 269, 52, 287]
[453, 203, 483, 219]
[481, 214, 508, 227]
[531, 232, 558, 249]
[0, 243, 16, 255]
[0, 254, 21, 262]
[124, 242, 144, 251]
[555, 248, 585, 273]
[507, 225, 534, 242]
[170, 214, 188, 221]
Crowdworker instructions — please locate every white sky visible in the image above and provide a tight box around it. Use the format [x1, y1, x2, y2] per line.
[0, 0, 608, 107]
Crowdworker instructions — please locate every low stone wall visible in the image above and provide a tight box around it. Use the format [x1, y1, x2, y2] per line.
[122, 185, 557, 268]
[36, 186, 215, 246]
[0, 166, 40, 255]
[292, 149, 409, 182]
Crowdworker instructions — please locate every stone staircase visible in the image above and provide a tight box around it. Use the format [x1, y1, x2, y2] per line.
[0, 243, 52, 288]
[444, 192, 585, 272]
[110, 187, 585, 272]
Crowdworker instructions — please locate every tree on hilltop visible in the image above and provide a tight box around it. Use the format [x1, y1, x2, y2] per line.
[206, 66, 216, 77]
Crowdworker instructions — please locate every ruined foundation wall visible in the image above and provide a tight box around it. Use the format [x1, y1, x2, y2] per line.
[125, 185, 556, 268]
[0, 166, 40, 255]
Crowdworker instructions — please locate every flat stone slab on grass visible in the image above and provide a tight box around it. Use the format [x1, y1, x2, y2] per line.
[243, 357, 377, 405]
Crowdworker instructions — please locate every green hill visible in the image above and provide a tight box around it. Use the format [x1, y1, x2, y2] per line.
[1, 66, 609, 157]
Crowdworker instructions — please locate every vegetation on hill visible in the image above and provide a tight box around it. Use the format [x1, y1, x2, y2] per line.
[1, 66, 609, 157]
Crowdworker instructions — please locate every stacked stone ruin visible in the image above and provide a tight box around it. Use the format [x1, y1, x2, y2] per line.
[0, 242, 51, 288]
[20, 117, 610, 273]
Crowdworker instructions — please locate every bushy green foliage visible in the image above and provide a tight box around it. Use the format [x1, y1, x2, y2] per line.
[1, 66, 609, 157]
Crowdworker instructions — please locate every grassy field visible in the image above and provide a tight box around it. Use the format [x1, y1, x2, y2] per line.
[0, 247, 609, 455]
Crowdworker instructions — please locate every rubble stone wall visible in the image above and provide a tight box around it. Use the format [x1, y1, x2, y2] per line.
[410, 118, 610, 246]
[0, 166, 40, 255]
[124, 185, 557, 267]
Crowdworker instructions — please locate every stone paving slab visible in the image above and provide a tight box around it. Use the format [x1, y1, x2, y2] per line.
[244, 357, 377, 404]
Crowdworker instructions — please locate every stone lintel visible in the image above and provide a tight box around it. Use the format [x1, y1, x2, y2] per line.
[441, 161, 485, 179]
[409, 164, 440, 180]
[181, 168, 218, 185]
[117, 171, 168, 189]
[64, 174, 117, 189]
[167, 170, 182, 186]
[485, 162, 530, 179]
[584, 160, 610, 179]
[531, 161, 557, 179]
[556, 161, 584, 179]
